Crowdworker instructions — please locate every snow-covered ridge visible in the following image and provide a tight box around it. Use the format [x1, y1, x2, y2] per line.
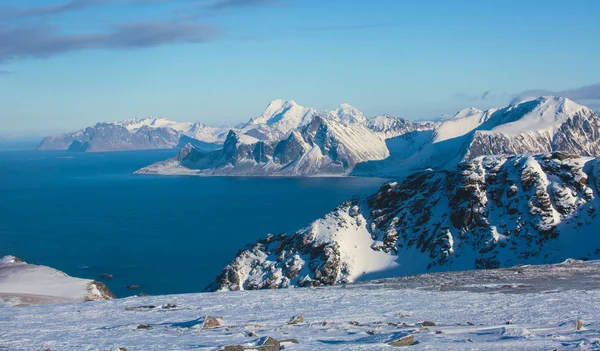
[0, 255, 114, 306]
[36, 99, 422, 153]
[136, 115, 391, 176]
[209, 152, 600, 291]
[355, 96, 600, 176]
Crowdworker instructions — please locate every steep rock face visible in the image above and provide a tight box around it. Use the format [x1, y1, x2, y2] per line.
[208, 153, 600, 291]
[137, 116, 389, 176]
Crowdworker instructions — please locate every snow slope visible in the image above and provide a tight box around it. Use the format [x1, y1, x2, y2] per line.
[0, 256, 114, 306]
[210, 152, 600, 291]
[2, 260, 599, 350]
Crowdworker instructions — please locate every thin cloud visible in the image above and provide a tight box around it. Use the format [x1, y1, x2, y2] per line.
[513, 83, 600, 103]
[0, 0, 178, 19]
[0, 22, 218, 62]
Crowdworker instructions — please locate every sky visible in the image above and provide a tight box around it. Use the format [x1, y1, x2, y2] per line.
[0, 0, 599, 135]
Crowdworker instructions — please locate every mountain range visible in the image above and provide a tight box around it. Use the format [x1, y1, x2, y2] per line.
[37, 117, 230, 152]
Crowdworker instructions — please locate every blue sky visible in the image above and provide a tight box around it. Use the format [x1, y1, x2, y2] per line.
[0, 0, 599, 134]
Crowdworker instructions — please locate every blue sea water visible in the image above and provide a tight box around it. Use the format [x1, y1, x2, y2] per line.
[0, 150, 386, 297]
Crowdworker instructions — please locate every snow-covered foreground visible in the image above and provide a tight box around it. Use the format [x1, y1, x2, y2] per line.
[2, 261, 599, 350]
[0, 256, 113, 307]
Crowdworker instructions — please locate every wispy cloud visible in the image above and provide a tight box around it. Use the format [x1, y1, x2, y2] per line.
[0, 22, 218, 62]
[0, 0, 280, 62]
[0, 0, 174, 19]
[513, 83, 600, 103]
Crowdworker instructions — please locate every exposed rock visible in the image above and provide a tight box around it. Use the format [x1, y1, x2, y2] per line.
[203, 316, 223, 329]
[287, 314, 304, 325]
[576, 319, 584, 330]
[388, 334, 414, 347]
[256, 336, 280, 351]
[209, 153, 600, 292]
[221, 346, 244, 351]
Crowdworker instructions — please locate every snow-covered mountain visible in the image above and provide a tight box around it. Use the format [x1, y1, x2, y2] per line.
[367, 115, 437, 139]
[355, 96, 600, 176]
[0, 256, 114, 306]
[136, 115, 390, 176]
[208, 152, 600, 291]
[37, 117, 229, 152]
[241, 100, 318, 140]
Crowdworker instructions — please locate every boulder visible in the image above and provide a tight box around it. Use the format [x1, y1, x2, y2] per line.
[203, 316, 223, 329]
[287, 314, 304, 325]
[388, 334, 414, 347]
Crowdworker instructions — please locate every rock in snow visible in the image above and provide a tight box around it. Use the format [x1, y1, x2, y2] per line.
[2, 260, 600, 350]
[208, 152, 600, 291]
[0, 255, 114, 306]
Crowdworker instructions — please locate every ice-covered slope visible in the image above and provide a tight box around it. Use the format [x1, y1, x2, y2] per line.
[0, 256, 114, 306]
[37, 117, 228, 152]
[357, 97, 600, 176]
[136, 116, 390, 176]
[2, 260, 599, 350]
[209, 152, 600, 291]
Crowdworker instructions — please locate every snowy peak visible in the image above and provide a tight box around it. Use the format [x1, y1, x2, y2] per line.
[244, 99, 317, 135]
[326, 103, 367, 125]
[482, 96, 592, 136]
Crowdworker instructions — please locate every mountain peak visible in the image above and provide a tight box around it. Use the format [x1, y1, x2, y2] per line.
[326, 103, 366, 125]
